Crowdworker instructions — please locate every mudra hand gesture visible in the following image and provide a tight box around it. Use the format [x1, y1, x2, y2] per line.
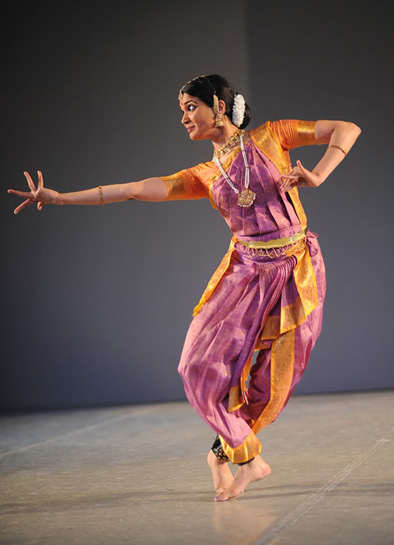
[280, 160, 324, 192]
[8, 171, 59, 215]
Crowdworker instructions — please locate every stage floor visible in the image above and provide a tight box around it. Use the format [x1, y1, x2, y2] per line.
[1, 390, 393, 545]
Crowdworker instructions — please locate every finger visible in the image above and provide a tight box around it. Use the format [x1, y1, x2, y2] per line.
[296, 161, 313, 183]
[280, 179, 295, 192]
[8, 189, 34, 199]
[37, 202, 45, 211]
[281, 174, 297, 182]
[14, 199, 34, 215]
[296, 160, 307, 174]
[286, 176, 299, 189]
[282, 165, 300, 178]
[37, 170, 44, 189]
[281, 172, 298, 183]
[24, 171, 37, 192]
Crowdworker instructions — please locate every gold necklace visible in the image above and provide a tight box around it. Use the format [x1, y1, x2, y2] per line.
[213, 129, 245, 159]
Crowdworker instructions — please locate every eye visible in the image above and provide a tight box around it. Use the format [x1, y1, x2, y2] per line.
[187, 104, 196, 111]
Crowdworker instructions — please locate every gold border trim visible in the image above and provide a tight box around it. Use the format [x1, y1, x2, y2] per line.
[236, 229, 306, 250]
[252, 328, 296, 434]
[220, 431, 262, 464]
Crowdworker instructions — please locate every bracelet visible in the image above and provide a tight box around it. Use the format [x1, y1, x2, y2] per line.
[98, 185, 104, 205]
[328, 144, 347, 156]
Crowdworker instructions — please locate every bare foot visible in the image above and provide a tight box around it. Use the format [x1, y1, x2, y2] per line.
[214, 454, 271, 502]
[207, 450, 234, 494]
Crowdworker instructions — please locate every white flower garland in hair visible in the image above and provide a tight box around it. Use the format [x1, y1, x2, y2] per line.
[232, 93, 246, 128]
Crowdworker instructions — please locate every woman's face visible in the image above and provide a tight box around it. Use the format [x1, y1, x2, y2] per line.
[179, 93, 216, 140]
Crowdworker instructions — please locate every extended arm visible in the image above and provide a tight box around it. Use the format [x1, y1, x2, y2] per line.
[8, 172, 169, 214]
[280, 120, 361, 191]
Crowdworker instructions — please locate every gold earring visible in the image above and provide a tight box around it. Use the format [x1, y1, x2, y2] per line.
[213, 94, 224, 128]
[215, 113, 224, 128]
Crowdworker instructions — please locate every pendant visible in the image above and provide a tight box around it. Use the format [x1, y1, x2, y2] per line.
[237, 188, 256, 207]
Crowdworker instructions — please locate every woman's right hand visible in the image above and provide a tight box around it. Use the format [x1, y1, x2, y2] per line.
[8, 171, 60, 215]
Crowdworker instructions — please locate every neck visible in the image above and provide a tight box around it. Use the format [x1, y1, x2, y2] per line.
[211, 124, 240, 151]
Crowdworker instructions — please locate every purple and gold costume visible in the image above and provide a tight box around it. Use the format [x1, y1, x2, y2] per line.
[161, 120, 326, 463]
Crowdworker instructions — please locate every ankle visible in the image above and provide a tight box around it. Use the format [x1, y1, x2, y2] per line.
[211, 435, 230, 463]
[238, 457, 255, 466]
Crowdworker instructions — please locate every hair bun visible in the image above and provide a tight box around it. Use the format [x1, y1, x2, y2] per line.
[240, 102, 251, 129]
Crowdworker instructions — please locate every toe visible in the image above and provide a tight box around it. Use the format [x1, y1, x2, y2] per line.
[214, 490, 244, 502]
[214, 493, 228, 502]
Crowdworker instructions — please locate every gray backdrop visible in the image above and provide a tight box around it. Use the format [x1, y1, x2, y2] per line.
[1, 1, 393, 410]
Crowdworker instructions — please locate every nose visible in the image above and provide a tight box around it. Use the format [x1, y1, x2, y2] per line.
[182, 111, 190, 125]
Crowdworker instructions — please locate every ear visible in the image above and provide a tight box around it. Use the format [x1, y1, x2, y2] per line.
[218, 99, 226, 115]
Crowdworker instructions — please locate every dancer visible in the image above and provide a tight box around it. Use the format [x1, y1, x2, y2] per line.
[8, 75, 361, 501]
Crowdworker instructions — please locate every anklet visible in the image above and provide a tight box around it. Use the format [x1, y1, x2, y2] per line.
[211, 436, 230, 462]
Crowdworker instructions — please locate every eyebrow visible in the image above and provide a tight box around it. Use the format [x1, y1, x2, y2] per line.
[182, 100, 197, 106]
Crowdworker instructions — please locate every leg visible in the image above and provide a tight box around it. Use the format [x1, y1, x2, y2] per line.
[178, 279, 273, 462]
[207, 438, 234, 494]
[216, 239, 327, 500]
[178, 254, 294, 456]
[214, 324, 309, 502]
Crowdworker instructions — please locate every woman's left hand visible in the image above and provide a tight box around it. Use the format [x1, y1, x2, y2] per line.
[279, 160, 324, 192]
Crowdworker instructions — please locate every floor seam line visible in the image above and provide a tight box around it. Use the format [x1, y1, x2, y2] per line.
[0, 402, 176, 460]
[0, 413, 136, 460]
[251, 424, 394, 545]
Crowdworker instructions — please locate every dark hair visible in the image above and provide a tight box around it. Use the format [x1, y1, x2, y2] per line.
[179, 74, 252, 130]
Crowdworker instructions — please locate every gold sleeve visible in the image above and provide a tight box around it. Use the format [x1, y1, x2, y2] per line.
[270, 120, 317, 150]
[160, 166, 208, 201]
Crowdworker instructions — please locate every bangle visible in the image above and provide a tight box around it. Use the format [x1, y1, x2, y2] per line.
[98, 186, 104, 205]
[328, 144, 347, 156]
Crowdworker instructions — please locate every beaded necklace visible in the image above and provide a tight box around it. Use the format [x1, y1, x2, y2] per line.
[214, 134, 256, 208]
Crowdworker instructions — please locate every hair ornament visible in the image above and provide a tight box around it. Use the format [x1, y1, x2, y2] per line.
[213, 94, 224, 127]
[232, 93, 246, 128]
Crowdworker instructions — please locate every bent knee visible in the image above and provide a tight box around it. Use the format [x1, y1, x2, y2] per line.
[178, 356, 200, 383]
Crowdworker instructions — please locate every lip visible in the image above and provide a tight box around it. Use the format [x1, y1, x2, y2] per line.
[186, 126, 195, 133]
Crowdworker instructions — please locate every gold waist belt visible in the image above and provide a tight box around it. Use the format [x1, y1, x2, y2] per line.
[236, 228, 307, 250]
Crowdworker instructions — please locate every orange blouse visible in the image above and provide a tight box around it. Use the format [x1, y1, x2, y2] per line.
[160, 119, 317, 203]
